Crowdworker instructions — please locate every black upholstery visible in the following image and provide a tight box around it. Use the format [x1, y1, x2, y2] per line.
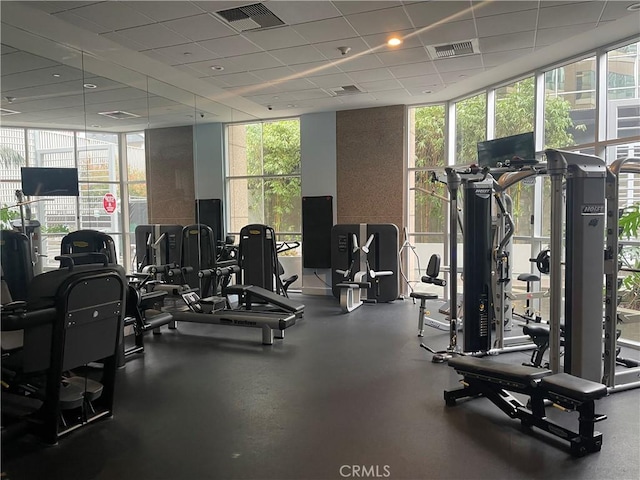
[60, 230, 117, 265]
[426, 254, 440, 278]
[517, 273, 540, 283]
[1, 230, 33, 301]
[448, 356, 551, 385]
[540, 373, 607, 402]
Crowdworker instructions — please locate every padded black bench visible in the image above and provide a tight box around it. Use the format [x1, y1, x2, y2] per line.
[444, 356, 607, 456]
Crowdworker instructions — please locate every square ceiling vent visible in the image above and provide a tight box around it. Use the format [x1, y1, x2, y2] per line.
[426, 39, 480, 59]
[98, 111, 140, 120]
[330, 85, 364, 97]
[216, 3, 285, 32]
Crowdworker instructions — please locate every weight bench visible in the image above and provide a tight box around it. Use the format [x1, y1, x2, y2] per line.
[444, 356, 607, 456]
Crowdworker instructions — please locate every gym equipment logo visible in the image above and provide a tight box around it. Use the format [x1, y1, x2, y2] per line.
[581, 204, 604, 215]
[339, 465, 391, 478]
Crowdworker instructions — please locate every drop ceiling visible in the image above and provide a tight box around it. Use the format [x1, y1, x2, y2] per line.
[1, 1, 639, 132]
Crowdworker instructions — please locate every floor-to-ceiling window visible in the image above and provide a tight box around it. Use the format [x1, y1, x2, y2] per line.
[0, 127, 146, 271]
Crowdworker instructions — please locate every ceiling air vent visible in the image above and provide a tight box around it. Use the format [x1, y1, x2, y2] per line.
[216, 3, 285, 32]
[0, 108, 20, 116]
[426, 39, 480, 59]
[331, 85, 363, 97]
[98, 111, 140, 120]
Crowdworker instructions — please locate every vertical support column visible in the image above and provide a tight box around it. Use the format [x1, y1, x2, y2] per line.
[546, 149, 567, 374]
[603, 168, 618, 387]
[445, 168, 461, 352]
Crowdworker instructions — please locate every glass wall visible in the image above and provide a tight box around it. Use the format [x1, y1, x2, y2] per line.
[455, 93, 486, 164]
[226, 119, 301, 242]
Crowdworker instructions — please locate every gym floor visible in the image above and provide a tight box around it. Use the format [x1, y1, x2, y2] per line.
[2, 295, 639, 480]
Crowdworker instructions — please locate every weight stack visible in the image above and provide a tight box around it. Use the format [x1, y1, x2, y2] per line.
[463, 180, 493, 353]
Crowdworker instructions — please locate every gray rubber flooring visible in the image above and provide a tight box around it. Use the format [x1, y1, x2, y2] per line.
[3, 294, 640, 480]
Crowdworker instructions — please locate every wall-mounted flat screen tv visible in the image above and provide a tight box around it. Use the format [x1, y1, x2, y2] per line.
[21, 167, 79, 196]
[477, 132, 535, 167]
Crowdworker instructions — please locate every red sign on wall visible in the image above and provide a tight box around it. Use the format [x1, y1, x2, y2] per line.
[103, 193, 117, 214]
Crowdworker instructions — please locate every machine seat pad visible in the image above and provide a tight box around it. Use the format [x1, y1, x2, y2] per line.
[144, 312, 173, 330]
[540, 373, 607, 402]
[517, 273, 540, 283]
[57, 381, 85, 410]
[410, 292, 438, 300]
[224, 285, 252, 295]
[523, 323, 550, 337]
[336, 282, 371, 289]
[449, 356, 552, 385]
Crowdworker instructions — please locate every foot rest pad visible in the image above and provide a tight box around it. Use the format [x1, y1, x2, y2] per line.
[540, 373, 607, 402]
[65, 376, 104, 402]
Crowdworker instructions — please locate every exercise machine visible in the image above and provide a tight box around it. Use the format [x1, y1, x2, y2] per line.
[331, 223, 399, 312]
[444, 356, 607, 457]
[1, 257, 126, 444]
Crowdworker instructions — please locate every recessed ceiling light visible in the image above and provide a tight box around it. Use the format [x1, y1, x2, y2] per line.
[387, 37, 402, 47]
[422, 90, 432, 94]
[627, 3, 640, 11]
[52, 73, 61, 78]
[83, 83, 97, 89]
[184, 52, 192, 56]
[91, 124, 101, 128]
[211, 65, 224, 71]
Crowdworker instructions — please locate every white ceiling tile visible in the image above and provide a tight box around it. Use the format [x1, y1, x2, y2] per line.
[398, 74, 443, 89]
[358, 78, 403, 92]
[433, 54, 484, 73]
[267, 1, 342, 25]
[479, 31, 536, 54]
[387, 61, 437, 78]
[471, 0, 539, 19]
[215, 72, 264, 88]
[292, 89, 334, 101]
[405, 84, 446, 96]
[101, 31, 154, 52]
[600, 2, 640, 22]
[269, 45, 327, 65]
[376, 47, 429, 67]
[268, 78, 317, 92]
[482, 48, 532, 68]
[243, 27, 309, 50]
[292, 17, 360, 43]
[336, 54, 384, 72]
[333, 2, 402, 16]
[115, 24, 192, 50]
[147, 43, 220, 65]
[1, 64, 84, 91]
[288, 61, 343, 77]
[417, 19, 478, 47]
[404, 1, 473, 28]
[1, 52, 59, 76]
[198, 36, 262, 57]
[313, 38, 373, 59]
[53, 10, 110, 34]
[127, 1, 205, 22]
[346, 6, 413, 36]
[533, 23, 597, 49]
[27, 1, 100, 14]
[476, 10, 538, 37]
[538, 2, 606, 29]
[180, 58, 245, 76]
[308, 73, 356, 88]
[1, 45, 19, 55]
[347, 68, 395, 83]
[84, 87, 148, 106]
[439, 67, 485, 84]
[247, 91, 297, 105]
[163, 13, 237, 41]
[63, 2, 155, 32]
[252, 66, 297, 82]
[225, 52, 284, 70]
[293, 96, 345, 108]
